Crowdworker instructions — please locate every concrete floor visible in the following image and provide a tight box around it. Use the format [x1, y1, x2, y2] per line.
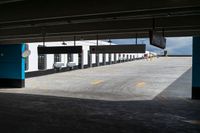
[0, 57, 200, 133]
[0, 57, 192, 101]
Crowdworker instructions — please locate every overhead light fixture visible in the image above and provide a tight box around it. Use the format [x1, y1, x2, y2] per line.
[167, 13, 172, 17]
[62, 41, 67, 45]
[108, 39, 112, 45]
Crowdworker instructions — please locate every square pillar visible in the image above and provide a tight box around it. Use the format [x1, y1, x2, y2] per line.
[114, 53, 117, 64]
[96, 53, 99, 67]
[67, 53, 73, 70]
[103, 53, 106, 65]
[0, 44, 25, 88]
[126, 55, 129, 62]
[192, 36, 200, 99]
[88, 50, 92, 68]
[118, 54, 121, 63]
[123, 54, 125, 62]
[109, 53, 112, 65]
[78, 52, 84, 69]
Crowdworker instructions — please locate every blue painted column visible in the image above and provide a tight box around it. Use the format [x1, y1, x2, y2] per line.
[0, 44, 25, 88]
[192, 37, 200, 99]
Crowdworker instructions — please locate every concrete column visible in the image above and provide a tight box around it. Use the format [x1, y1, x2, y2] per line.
[0, 44, 25, 88]
[126, 55, 129, 62]
[114, 53, 117, 64]
[109, 53, 112, 65]
[103, 53, 106, 65]
[119, 54, 121, 63]
[67, 54, 71, 63]
[192, 36, 200, 99]
[96, 53, 99, 66]
[123, 54, 125, 62]
[78, 52, 84, 69]
[67, 54, 73, 70]
[67, 54, 70, 65]
[133, 55, 135, 61]
[88, 50, 92, 68]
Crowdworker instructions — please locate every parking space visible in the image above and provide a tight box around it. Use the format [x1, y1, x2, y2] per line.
[0, 57, 192, 101]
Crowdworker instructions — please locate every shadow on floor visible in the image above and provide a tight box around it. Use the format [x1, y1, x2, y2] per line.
[0, 67, 199, 133]
[154, 67, 192, 99]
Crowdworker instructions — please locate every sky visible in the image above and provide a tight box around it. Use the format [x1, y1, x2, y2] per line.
[110, 37, 192, 55]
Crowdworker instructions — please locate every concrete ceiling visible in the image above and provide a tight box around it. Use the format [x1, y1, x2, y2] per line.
[0, 0, 24, 5]
[0, 0, 200, 43]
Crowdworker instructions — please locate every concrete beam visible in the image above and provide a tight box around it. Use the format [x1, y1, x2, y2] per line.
[0, 0, 199, 23]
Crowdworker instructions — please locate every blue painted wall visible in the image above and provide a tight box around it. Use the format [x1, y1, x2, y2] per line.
[0, 44, 25, 80]
[192, 37, 200, 87]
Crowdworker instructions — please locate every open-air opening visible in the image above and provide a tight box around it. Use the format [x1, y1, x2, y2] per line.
[0, 37, 192, 101]
[0, 1, 199, 132]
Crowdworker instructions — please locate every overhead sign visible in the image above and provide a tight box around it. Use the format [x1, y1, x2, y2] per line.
[90, 45, 146, 53]
[149, 30, 166, 49]
[38, 46, 82, 54]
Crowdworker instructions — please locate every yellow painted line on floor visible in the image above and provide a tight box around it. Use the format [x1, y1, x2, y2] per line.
[136, 82, 146, 88]
[91, 80, 104, 85]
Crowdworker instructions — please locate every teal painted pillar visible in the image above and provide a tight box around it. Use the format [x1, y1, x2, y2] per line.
[0, 44, 25, 88]
[192, 37, 200, 99]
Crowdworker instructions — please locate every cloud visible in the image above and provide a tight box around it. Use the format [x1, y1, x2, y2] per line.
[166, 37, 192, 55]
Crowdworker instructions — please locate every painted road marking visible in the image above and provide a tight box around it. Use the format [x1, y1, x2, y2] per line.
[91, 80, 104, 85]
[136, 82, 146, 88]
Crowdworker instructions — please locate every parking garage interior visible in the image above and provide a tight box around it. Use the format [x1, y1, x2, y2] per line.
[0, 0, 200, 133]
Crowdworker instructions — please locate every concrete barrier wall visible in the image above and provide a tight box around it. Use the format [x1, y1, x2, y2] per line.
[26, 41, 145, 72]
